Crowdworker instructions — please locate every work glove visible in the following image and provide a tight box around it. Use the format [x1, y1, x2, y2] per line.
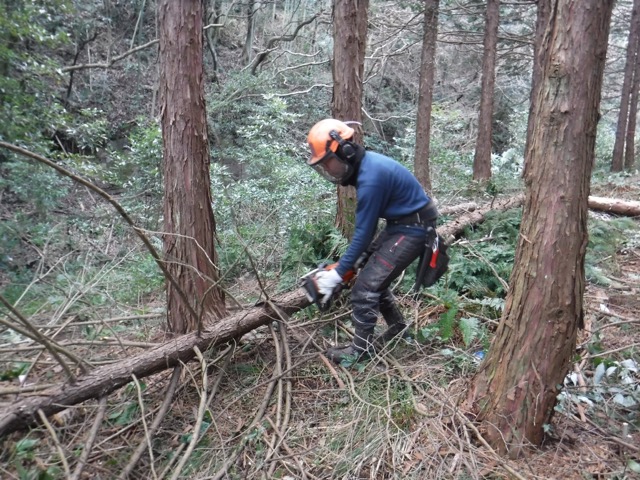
[314, 267, 344, 303]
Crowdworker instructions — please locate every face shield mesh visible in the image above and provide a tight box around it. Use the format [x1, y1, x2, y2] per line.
[310, 152, 350, 184]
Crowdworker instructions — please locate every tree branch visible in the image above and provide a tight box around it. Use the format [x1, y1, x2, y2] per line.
[249, 13, 321, 75]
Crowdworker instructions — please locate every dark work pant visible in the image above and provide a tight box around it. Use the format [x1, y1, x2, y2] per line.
[350, 224, 434, 338]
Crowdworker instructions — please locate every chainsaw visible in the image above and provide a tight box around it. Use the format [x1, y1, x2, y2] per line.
[299, 262, 356, 312]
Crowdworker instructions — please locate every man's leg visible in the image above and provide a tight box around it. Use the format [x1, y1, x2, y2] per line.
[377, 289, 411, 344]
[326, 231, 424, 363]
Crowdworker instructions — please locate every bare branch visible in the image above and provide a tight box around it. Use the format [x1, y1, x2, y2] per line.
[70, 397, 107, 480]
[61, 23, 224, 73]
[61, 39, 159, 73]
[249, 13, 321, 75]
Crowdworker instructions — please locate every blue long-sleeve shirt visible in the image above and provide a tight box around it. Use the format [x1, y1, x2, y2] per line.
[336, 151, 432, 277]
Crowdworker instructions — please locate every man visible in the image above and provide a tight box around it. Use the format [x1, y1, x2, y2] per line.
[305, 118, 438, 364]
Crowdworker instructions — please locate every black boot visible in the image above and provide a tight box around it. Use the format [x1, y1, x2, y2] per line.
[376, 322, 412, 345]
[326, 328, 374, 364]
[378, 295, 412, 347]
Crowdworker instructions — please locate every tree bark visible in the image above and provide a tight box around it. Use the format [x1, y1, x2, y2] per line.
[465, 0, 614, 459]
[612, 0, 640, 172]
[414, 0, 439, 193]
[332, 0, 368, 240]
[159, 0, 226, 333]
[472, 0, 500, 181]
[524, 0, 551, 163]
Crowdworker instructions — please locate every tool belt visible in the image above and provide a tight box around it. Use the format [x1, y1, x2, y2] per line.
[387, 202, 438, 227]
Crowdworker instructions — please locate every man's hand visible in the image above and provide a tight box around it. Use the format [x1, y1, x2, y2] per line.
[313, 268, 343, 303]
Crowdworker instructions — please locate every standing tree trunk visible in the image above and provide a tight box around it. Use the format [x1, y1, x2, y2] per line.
[332, 0, 368, 240]
[625, 34, 640, 170]
[242, 0, 259, 64]
[159, 0, 226, 334]
[612, 0, 640, 172]
[204, 0, 222, 79]
[414, 0, 439, 194]
[472, 0, 500, 181]
[465, 0, 614, 459]
[525, 0, 551, 160]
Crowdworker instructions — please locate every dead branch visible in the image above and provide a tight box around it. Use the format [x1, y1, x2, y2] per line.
[61, 39, 159, 73]
[61, 24, 222, 73]
[71, 397, 107, 480]
[118, 366, 181, 480]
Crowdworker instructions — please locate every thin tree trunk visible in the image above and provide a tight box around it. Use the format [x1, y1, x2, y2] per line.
[625, 35, 640, 170]
[159, 0, 226, 334]
[612, 0, 640, 172]
[414, 0, 439, 193]
[472, 0, 500, 181]
[332, 0, 368, 240]
[242, 0, 258, 64]
[204, 0, 221, 79]
[465, 0, 614, 458]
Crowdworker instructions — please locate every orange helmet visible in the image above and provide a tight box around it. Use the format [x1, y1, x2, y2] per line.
[307, 119, 355, 165]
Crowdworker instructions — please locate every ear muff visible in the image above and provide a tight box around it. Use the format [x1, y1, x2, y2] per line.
[329, 130, 356, 161]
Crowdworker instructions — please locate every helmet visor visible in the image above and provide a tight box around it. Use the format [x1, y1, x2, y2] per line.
[310, 152, 350, 184]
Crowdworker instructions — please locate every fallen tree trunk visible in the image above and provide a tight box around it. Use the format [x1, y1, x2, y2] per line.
[438, 194, 525, 244]
[438, 201, 479, 216]
[588, 196, 640, 216]
[0, 291, 310, 437]
[437, 193, 639, 243]
[2, 193, 635, 437]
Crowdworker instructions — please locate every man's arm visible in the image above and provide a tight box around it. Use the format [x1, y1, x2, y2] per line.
[335, 186, 386, 276]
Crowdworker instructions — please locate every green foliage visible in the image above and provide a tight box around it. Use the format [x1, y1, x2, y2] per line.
[459, 316, 481, 347]
[586, 216, 637, 285]
[0, 362, 29, 381]
[447, 209, 520, 298]
[207, 95, 337, 290]
[99, 119, 163, 198]
[7, 436, 62, 480]
[108, 402, 140, 426]
[435, 303, 458, 342]
[558, 358, 639, 425]
[0, 0, 71, 143]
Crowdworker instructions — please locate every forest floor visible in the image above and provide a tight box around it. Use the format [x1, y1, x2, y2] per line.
[0, 182, 638, 479]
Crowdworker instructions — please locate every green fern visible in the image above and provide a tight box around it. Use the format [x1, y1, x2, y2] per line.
[437, 305, 459, 341]
[459, 317, 480, 347]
